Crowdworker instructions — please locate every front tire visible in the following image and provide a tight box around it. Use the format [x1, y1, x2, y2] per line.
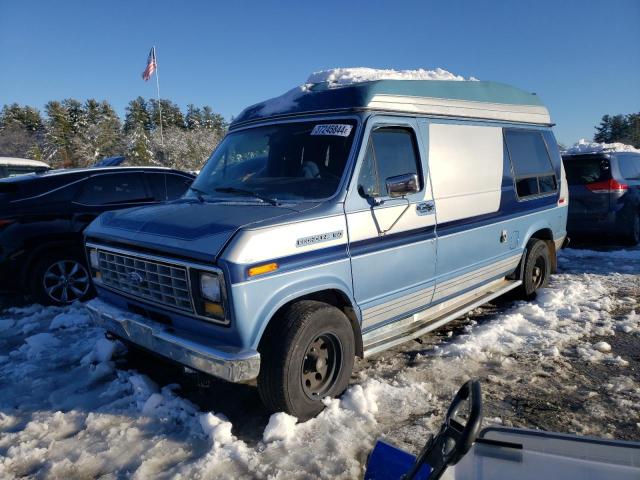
[30, 250, 93, 306]
[257, 300, 355, 420]
[518, 239, 551, 299]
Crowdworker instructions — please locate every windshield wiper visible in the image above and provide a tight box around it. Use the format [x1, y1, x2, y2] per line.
[188, 185, 207, 203]
[214, 187, 279, 206]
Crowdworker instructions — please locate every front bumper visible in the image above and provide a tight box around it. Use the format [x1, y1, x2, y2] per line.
[85, 299, 260, 383]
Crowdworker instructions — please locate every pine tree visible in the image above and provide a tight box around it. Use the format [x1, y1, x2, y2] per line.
[124, 97, 152, 133]
[72, 99, 124, 165]
[594, 112, 640, 147]
[0, 104, 46, 159]
[127, 126, 154, 165]
[0, 103, 44, 132]
[609, 115, 629, 143]
[97, 100, 124, 155]
[626, 113, 640, 148]
[594, 115, 612, 143]
[149, 99, 185, 130]
[185, 104, 202, 130]
[44, 100, 73, 167]
[42, 99, 89, 167]
[201, 106, 226, 135]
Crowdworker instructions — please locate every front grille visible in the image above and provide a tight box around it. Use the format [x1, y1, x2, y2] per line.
[97, 250, 193, 312]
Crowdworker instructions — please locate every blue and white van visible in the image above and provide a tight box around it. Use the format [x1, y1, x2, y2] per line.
[85, 77, 568, 418]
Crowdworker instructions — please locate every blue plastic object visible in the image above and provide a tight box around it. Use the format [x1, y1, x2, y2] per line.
[364, 440, 432, 480]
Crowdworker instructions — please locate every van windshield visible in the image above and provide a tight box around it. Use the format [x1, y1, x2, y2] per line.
[190, 120, 357, 202]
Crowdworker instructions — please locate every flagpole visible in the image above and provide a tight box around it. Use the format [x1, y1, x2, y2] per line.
[153, 46, 165, 157]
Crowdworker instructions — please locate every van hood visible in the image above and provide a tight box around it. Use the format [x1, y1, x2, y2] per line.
[85, 200, 303, 263]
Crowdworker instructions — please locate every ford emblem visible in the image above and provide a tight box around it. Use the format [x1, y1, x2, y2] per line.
[128, 271, 144, 285]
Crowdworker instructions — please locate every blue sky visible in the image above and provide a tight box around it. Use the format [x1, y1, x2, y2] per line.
[1, 0, 638, 146]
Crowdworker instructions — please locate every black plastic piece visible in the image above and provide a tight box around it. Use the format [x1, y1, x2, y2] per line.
[405, 379, 483, 480]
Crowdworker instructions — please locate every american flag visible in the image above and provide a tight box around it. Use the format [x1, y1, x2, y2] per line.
[142, 47, 157, 81]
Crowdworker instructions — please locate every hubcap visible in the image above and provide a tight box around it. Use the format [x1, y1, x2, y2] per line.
[301, 334, 342, 399]
[531, 256, 546, 290]
[43, 260, 90, 304]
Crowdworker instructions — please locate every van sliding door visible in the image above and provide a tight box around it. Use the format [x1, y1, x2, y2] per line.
[425, 120, 522, 306]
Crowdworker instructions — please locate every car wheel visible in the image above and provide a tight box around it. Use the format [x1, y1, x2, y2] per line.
[623, 214, 640, 245]
[257, 300, 355, 420]
[30, 251, 94, 306]
[518, 239, 551, 299]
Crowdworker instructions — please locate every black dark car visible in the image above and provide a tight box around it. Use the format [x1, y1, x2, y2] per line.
[562, 151, 640, 244]
[0, 166, 194, 305]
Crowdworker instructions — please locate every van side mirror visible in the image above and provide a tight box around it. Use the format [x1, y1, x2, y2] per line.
[386, 173, 419, 198]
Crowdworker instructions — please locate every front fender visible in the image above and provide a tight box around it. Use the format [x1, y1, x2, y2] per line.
[225, 259, 358, 350]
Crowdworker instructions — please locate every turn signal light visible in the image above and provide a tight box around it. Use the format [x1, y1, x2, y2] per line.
[247, 262, 278, 277]
[204, 302, 224, 317]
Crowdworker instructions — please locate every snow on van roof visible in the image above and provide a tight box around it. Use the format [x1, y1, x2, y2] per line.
[564, 139, 640, 155]
[306, 67, 478, 86]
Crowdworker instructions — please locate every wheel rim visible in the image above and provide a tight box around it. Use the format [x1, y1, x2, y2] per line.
[301, 333, 342, 399]
[531, 255, 547, 290]
[43, 260, 90, 304]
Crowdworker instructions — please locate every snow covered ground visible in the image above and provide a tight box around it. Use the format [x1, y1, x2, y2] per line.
[1, 246, 639, 478]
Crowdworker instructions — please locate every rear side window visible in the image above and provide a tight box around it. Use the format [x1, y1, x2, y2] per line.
[146, 173, 193, 200]
[165, 174, 193, 199]
[358, 127, 421, 198]
[562, 156, 611, 185]
[145, 172, 167, 200]
[618, 154, 640, 180]
[76, 173, 151, 205]
[504, 129, 557, 199]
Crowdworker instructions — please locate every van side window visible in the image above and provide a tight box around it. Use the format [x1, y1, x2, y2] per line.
[358, 127, 420, 198]
[504, 129, 557, 199]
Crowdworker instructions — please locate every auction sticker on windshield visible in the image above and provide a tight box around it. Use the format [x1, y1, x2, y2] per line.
[311, 124, 353, 137]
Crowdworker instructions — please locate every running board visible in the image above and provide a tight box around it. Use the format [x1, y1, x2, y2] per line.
[362, 278, 522, 357]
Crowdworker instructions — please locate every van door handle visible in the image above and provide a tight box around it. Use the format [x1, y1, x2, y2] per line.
[416, 201, 435, 216]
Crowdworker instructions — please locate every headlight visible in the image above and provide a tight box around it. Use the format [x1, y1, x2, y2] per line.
[89, 248, 99, 269]
[200, 273, 221, 302]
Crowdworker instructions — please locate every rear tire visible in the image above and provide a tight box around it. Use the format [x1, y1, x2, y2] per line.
[623, 214, 640, 245]
[257, 300, 355, 420]
[30, 250, 94, 306]
[517, 239, 551, 299]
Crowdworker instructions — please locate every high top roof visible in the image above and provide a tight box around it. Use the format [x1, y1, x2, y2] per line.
[231, 79, 551, 128]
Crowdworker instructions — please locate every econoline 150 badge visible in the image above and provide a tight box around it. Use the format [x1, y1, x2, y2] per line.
[310, 124, 353, 137]
[296, 230, 344, 247]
